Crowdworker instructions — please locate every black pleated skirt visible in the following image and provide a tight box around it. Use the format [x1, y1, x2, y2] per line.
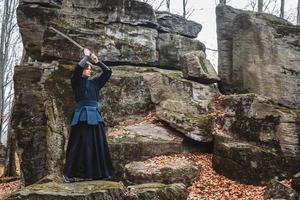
[63, 121, 115, 179]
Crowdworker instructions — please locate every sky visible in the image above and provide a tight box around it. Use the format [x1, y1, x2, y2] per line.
[158, 0, 299, 69]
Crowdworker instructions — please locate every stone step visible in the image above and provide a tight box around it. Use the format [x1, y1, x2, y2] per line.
[6, 174, 187, 200]
[124, 154, 199, 186]
[107, 122, 188, 179]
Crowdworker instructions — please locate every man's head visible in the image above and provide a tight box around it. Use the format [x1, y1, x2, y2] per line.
[82, 64, 91, 78]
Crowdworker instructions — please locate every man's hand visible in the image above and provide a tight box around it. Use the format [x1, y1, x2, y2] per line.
[90, 53, 99, 64]
[83, 48, 91, 57]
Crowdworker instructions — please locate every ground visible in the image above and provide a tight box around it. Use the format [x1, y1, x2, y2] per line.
[1, 151, 292, 199]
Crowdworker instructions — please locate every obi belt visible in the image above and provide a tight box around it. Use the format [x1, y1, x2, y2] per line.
[70, 100, 103, 126]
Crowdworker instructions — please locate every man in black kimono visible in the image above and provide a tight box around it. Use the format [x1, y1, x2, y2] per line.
[62, 48, 115, 183]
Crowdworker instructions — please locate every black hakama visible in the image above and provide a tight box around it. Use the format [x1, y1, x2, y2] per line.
[63, 121, 115, 180]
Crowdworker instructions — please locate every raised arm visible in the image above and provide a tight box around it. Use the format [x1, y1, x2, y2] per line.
[92, 60, 112, 88]
[70, 56, 88, 89]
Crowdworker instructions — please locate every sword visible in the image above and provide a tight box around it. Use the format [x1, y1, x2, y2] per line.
[49, 26, 95, 66]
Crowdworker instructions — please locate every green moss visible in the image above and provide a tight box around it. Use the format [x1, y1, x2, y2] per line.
[49, 19, 73, 29]
[44, 64, 75, 124]
[163, 71, 183, 81]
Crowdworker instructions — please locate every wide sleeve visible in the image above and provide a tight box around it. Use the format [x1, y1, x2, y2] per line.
[92, 60, 112, 88]
[70, 56, 88, 89]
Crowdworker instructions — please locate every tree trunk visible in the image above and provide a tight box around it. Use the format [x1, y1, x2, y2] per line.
[166, 0, 170, 12]
[183, 0, 187, 18]
[297, 0, 300, 24]
[258, 0, 263, 12]
[280, 0, 285, 18]
[220, 0, 226, 4]
[4, 127, 17, 177]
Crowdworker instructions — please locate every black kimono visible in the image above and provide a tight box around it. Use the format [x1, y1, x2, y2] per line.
[63, 56, 115, 180]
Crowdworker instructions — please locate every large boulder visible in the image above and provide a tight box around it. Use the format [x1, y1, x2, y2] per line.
[216, 4, 245, 92]
[212, 93, 300, 185]
[18, 0, 205, 68]
[17, 0, 158, 64]
[125, 183, 187, 200]
[12, 61, 66, 186]
[124, 155, 198, 186]
[6, 174, 126, 200]
[142, 68, 219, 142]
[181, 50, 220, 84]
[155, 11, 202, 38]
[6, 174, 188, 200]
[107, 122, 187, 179]
[263, 179, 299, 200]
[216, 4, 300, 109]
[12, 62, 218, 185]
[157, 33, 206, 69]
[43, 22, 158, 64]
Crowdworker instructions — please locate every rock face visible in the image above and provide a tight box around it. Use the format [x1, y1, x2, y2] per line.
[157, 33, 206, 68]
[155, 11, 202, 38]
[142, 68, 219, 142]
[212, 93, 300, 185]
[107, 122, 186, 178]
[12, 61, 67, 186]
[6, 174, 188, 200]
[6, 174, 127, 200]
[12, 62, 215, 186]
[126, 183, 187, 200]
[124, 156, 198, 186]
[216, 4, 300, 109]
[13, 0, 217, 196]
[263, 179, 299, 200]
[181, 50, 220, 84]
[17, 0, 205, 68]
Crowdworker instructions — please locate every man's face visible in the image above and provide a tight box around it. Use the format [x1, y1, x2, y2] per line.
[82, 65, 91, 78]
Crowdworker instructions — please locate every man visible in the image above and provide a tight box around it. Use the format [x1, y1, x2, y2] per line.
[62, 48, 115, 183]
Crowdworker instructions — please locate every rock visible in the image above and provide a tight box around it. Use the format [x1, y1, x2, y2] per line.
[124, 155, 198, 186]
[181, 50, 220, 84]
[142, 68, 219, 142]
[6, 174, 187, 200]
[216, 4, 300, 109]
[12, 62, 218, 185]
[97, 66, 155, 126]
[263, 179, 299, 200]
[157, 33, 206, 69]
[124, 183, 187, 200]
[43, 22, 158, 65]
[17, 0, 206, 68]
[292, 172, 300, 193]
[155, 11, 202, 38]
[212, 93, 300, 185]
[12, 61, 65, 186]
[156, 101, 215, 142]
[107, 122, 185, 178]
[17, 4, 59, 59]
[68, 0, 157, 27]
[6, 174, 127, 200]
[216, 4, 246, 93]
[18, 0, 158, 64]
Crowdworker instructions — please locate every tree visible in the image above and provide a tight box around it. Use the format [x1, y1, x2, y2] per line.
[297, 0, 300, 24]
[0, 0, 22, 177]
[219, 0, 226, 4]
[258, 0, 263, 12]
[182, 0, 203, 19]
[166, 0, 170, 12]
[280, 0, 284, 18]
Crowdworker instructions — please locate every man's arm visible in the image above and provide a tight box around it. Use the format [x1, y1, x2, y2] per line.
[70, 56, 88, 89]
[92, 60, 112, 88]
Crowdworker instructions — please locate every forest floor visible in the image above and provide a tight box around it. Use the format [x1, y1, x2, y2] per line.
[0, 151, 291, 200]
